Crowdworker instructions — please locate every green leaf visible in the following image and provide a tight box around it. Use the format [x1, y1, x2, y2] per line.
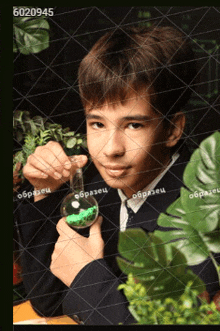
[82, 139, 87, 148]
[13, 14, 50, 54]
[63, 131, 75, 137]
[201, 230, 220, 253]
[13, 39, 18, 53]
[77, 138, 83, 144]
[46, 123, 61, 129]
[13, 151, 25, 169]
[117, 230, 205, 300]
[183, 148, 201, 190]
[66, 137, 77, 148]
[32, 116, 46, 130]
[155, 132, 220, 266]
[183, 132, 220, 191]
[117, 228, 155, 265]
[180, 187, 219, 233]
[29, 121, 38, 136]
[15, 131, 24, 142]
[156, 212, 211, 266]
[13, 110, 31, 133]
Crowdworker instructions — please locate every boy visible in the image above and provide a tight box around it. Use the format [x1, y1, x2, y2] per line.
[16, 26, 220, 325]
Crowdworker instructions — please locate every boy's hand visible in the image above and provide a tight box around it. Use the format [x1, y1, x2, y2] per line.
[50, 216, 104, 287]
[22, 141, 88, 201]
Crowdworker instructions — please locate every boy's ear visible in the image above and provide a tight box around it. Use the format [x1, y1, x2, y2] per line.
[165, 112, 186, 148]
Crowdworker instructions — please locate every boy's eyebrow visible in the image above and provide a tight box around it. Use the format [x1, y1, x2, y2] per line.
[86, 114, 153, 121]
[86, 114, 104, 120]
[122, 115, 153, 122]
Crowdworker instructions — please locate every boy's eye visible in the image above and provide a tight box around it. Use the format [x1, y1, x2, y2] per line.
[91, 122, 104, 129]
[127, 123, 143, 129]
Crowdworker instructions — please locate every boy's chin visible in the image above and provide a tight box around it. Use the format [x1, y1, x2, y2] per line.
[102, 176, 134, 193]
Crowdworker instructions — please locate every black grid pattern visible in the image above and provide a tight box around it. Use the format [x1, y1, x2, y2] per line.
[13, 6, 220, 325]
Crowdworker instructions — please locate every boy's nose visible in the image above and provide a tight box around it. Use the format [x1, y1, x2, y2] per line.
[103, 129, 125, 158]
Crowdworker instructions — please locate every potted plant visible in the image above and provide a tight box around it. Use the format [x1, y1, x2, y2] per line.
[117, 131, 220, 324]
[13, 110, 87, 190]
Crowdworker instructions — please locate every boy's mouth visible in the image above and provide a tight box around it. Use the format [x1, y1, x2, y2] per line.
[102, 164, 129, 178]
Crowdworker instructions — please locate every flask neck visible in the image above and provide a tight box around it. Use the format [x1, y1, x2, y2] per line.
[70, 168, 84, 193]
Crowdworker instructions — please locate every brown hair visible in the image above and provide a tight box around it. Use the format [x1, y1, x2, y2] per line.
[78, 25, 197, 118]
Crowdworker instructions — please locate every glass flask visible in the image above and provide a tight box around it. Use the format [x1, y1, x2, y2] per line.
[60, 166, 99, 229]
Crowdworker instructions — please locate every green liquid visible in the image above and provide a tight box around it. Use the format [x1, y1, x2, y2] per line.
[66, 206, 98, 227]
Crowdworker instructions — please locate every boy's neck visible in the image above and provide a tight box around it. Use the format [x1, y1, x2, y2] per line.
[121, 153, 173, 199]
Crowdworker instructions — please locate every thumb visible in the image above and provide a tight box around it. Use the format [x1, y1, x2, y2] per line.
[69, 155, 88, 170]
[89, 216, 103, 238]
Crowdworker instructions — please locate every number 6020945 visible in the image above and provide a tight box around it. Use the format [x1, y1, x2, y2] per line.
[13, 7, 54, 17]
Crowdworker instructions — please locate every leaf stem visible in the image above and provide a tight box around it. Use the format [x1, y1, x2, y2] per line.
[209, 252, 220, 286]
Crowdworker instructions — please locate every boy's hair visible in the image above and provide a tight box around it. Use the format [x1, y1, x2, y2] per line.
[78, 25, 197, 118]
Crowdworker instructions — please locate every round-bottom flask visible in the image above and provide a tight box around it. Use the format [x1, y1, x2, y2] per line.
[60, 168, 99, 229]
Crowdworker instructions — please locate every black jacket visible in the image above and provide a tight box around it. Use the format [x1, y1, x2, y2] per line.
[15, 148, 220, 325]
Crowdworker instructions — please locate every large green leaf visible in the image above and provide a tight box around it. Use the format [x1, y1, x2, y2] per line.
[13, 11, 50, 54]
[182, 131, 220, 231]
[184, 132, 220, 187]
[155, 132, 220, 266]
[154, 205, 212, 266]
[117, 229, 205, 300]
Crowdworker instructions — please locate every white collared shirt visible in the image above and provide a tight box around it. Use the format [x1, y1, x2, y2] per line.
[118, 153, 180, 231]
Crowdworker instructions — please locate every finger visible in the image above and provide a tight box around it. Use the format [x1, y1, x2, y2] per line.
[42, 141, 70, 170]
[56, 217, 69, 235]
[23, 163, 48, 179]
[37, 147, 66, 177]
[89, 216, 103, 238]
[27, 153, 62, 180]
[56, 217, 79, 238]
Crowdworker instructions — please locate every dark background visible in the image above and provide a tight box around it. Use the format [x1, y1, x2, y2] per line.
[13, 6, 220, 151]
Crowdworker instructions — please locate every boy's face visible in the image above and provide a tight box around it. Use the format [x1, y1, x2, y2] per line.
[86, 95, 171, 198]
